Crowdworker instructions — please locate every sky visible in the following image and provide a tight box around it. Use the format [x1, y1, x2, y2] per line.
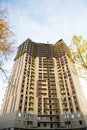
[0, 0, 87, 108]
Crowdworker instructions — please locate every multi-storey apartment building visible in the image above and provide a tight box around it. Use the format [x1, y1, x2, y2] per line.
[0, 39, 87, 130]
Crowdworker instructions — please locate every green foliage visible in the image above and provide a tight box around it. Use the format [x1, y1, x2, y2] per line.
[68, 35, 87, 79]
[0, 8, 15, 78]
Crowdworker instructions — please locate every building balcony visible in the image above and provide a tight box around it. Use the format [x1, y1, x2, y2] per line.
[44, 101, 48, 104]
[38, 100, 42, 103]
[30, 86, 34, 89]
[44, 107, 59, 110]
[38, 118, 60, 123]
[38, 112, 42, 115]
[38, 108, 42, 111]
[30, 82, 34, 86]
[61, 91, 66, 95]
[29, 95, 34, 99]
[29, 91, 34, 94]
[31, 79, 35, 82]
[29, 107, 33, 111]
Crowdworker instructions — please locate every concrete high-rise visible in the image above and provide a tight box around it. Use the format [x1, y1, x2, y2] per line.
[0, 39, 87, 130]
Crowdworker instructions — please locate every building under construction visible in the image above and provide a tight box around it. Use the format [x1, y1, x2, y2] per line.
[0, 39, 87, 130]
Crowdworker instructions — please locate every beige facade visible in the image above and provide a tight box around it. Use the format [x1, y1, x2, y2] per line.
[0, 39, 87, 130]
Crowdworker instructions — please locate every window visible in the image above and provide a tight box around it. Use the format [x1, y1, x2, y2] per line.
[24, 108, 27, 112]
[50, 111, 52, 114]
[78, 113, 81, 118]
[76, 107, 79, 112]
[49, 100, 51, 103]
[65, 121, 71, 125]
[67, 114, 69, 118]
[50, 117, 52, 121]
[50, 106, 52, 108]
[70, 108, 73, 112]
[64, 114, 67, 119]
[38, 123, 40, 127]
[19, 106, 22, 111]
[68, 97, 71, 100]
[44, 123, 47, 127]
[79, 120, 83, 125]
[27, 121, 29, 125]
[64, 114, 69, 119]
[71, 114, 74, 118]
[57, 123, 60, 127]
[18, 112, 21, 117]
[51, 124, 53, 128]
[67, 93, 70, 96]
[38, 117, 40, 120]
[10, 128, 14, 130]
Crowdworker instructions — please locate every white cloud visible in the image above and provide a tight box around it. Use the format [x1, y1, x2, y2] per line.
[2, 0, 86, 46]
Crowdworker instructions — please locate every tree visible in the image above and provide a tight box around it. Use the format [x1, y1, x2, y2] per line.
[0, 8, 15, 78]
[68, 35, 87, 79]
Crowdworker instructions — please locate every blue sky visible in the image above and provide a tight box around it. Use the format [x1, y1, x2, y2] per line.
[1, 0, 87, 44]
[0, 0, 87, 108]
